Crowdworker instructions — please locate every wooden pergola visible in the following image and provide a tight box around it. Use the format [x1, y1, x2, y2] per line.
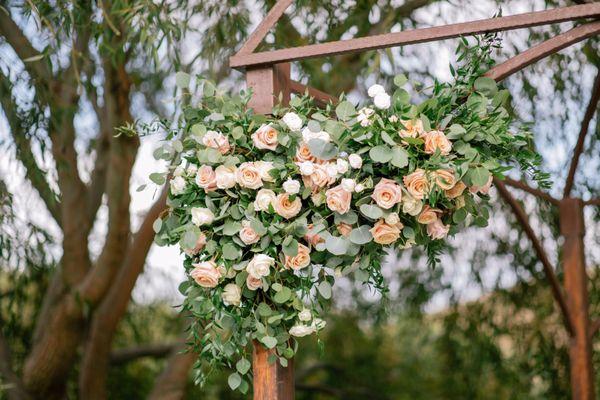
[229, 2, 600, 399]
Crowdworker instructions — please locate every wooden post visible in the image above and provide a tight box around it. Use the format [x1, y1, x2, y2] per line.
[252, 342, 294, 400]
[246, 63, 291, 114]
[560, 198, 595, 400]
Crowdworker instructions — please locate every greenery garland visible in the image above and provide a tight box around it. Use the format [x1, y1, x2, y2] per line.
[145, 37, 544, 393]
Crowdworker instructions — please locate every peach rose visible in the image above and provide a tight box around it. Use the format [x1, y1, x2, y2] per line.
[284, 243, 311, 270]
[434, 169, 456, 190]
[215, 165, 237, 189]
[246, 275, 263, 291]
[202, 130, 230, 154]
[370, 219, 402, 245]
[304, 224, 324, 246]
[446, 181, 466, 199]
[252, 124, 278, 151]
[337, 223, 353, 237]
[417, 205, 442, 224]
[423, 130, 452, 155]
[427, 219, 450, 240]
[195, 165, 217, 192]
[184, 232, 207, 256]
[239, 221, 261, 245]
[236, 162, 263, 189]
[399, 119, 425, 138]
[371, 178, 403, 209]
[274, 193, 302, 219]
[301, 164, 333, 192]
[295, 142, 318, 163]
[403, 169, 430, 200]
[325, 185, 352, 214]
[190, 261, 222, 288]
[470, 175, 493, 195]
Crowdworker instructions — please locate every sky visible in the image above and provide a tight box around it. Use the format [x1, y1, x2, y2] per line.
[1, 0, 598, 314]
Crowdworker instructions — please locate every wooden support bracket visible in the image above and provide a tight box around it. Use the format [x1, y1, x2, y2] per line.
[253, 342, 294, 400]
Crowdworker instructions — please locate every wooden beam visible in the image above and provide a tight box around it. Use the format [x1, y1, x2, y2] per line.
[287, 80, 338, 106]
[253, 342, 294, 400]
[230, 4, 600, 69]
[563, 68, 600, 198]
[236, 0, 294, 55]
[494, 179, 575, 336]
[486, 22, 600, 82]
[560, 198, 595, 400]
[246, 63, 291, 114]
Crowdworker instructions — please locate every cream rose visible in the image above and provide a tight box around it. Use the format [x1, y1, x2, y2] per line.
[191, 207, 214, 226]
[303, 164, 333, 192]
[274, 193, 302, 219]
[302, 127, 331, 143]
[298, 161, 315, 175]
[341, 178, 356, 192]
[254, 189, 276, 211]
[202, 130, 230, 154]
[215, 165, 237, 189]
[236, 162, 263, 189]
[252, 124, 278, 150]
[295, 142, 317, 163]
[417, 205, 442, 224]
[298, 309, 312, 322]
[246, 254, 275, 279]
[336, 158, 349, 174]
[372, 178, 403, 209]
[373, 92, 391, 109]
[399, 119, 425, 138]
[289, 324, 315, 337]
[284, 243, 311, 270]
[384, 212, 400, 226]
[434, 169, 456, 190]
[427, 219, 450, 240]
[402, 193, 423, 216]
[325, 185, 352, 214]
[370, 219, 402, 245]
[222, 283, 242, 306]
[190, 261, 221, 288]
[446, 181, 467, 199]
[282, 112, 303, 131]
[195, 165, 217, 192]
[283, 178, 301, 194]
[337, 223, 353, 237]
[368, 84, 386, 97]
[423, 130, 452, 155]
[255, 161, 275, 182]
[403, 169, 430, 200]
[348, 153, 363, 169]
[170, 176, 187, 195]
[246, 274, 263, 291]
[239, 220, 261, 245]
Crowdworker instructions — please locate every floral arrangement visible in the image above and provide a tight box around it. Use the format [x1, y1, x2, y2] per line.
[146, 40, 542, 393]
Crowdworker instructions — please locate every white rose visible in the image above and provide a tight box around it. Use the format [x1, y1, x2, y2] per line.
[373, 92, 391, 109]
[357, 107, 374, 127]
[385, 212, 400, 225]
[367, 84, 386, 98]
[254, 189, 276, 211]
[173, 166, 185, 177]
[298, 309, 312, 322]
[341, 178, 356, 192]
[289, 324, 315, 337]
[402, 193, 423, 216]
[325, 163, 339, 179]
[282, 112, 303, 131]
[255, 161, 275, 182]
[283, 178, 301, 194]
[246, 254, 275, 279]
[302, 127, 331, 143]
[169, 176, 187, 195]
[222, 283, 242, 306]
[298, 161, 315, 175]
[186, 164, 198, 176]
[354, 183, 365, 193]
[215, 165, 237, 189]
[348, 154, 363, 169]
[191, 207, 214, 226]
[336, 158, 349, 174]
[311, 318, 326, 330]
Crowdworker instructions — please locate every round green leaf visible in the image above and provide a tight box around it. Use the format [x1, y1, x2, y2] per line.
[317, 281, 332, 299]
[369, 145, 393, 163]
[228, 373, 242, 390]
[390, 146, 409, 168]
[175, 71, 191, 89]
[335, 100, 356, 121]
[261, 336, 278, 349]
[236, 358, 251, 375]
[359, 204, 383, 219]
[349, 225, 373, 245]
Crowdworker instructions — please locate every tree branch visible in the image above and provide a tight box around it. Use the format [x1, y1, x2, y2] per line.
[503, 177, 559, 205]
[0, 330, 31, 400]
[110, 343, 178, 365]
[563, 67, 600, 198]
[494, 178, 575, 336]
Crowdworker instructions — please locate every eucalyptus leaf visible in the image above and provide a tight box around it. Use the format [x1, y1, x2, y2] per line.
[349, 225, 373, 245]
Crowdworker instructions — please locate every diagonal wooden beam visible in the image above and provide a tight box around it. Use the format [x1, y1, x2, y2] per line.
[287, 79, 338, 106]
[563, 68, 600, 198]
[503, 177, 559, 205]
[236, 0, 294, 55]
[485, 21, 600, 82]
[230, 4, 600, 68]
[494, 178, 575, 336]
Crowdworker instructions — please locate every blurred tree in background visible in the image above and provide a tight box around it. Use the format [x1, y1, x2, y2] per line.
[1, 0, 599, 399]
